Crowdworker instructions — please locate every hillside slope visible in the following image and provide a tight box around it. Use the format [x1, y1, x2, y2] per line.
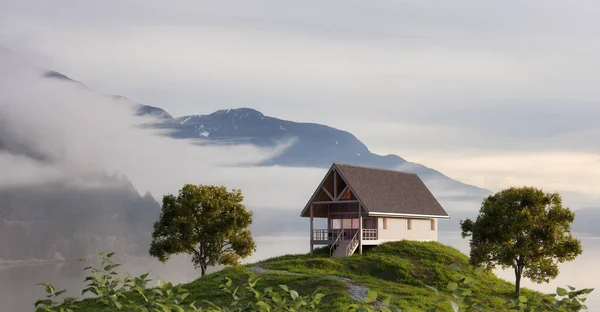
[69, 241, 547, 311]
[178, 241, 540, 311]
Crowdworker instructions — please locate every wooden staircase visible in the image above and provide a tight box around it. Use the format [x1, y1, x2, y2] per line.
[332, 239, 359, 258]
[330, 231, 359, 258]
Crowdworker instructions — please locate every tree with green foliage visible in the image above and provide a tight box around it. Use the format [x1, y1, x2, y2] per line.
[149, 184, 256, 276]
[460, 186, 583, 295]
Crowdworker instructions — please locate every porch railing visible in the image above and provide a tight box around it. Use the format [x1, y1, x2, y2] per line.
[345, 231, 359, 256]
[313, 229, 378, 241]
[312, 229, 330, 241]
[362, 229, 378, 240]
[312, 229, 346, 241]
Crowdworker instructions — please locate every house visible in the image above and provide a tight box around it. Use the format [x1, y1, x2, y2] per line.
[300, 163, 449, 258]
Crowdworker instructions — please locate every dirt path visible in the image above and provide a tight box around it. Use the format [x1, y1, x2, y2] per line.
[249, 262, 376, 303]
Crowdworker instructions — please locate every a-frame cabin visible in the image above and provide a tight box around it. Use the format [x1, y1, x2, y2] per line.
[300, 163, 449, 258]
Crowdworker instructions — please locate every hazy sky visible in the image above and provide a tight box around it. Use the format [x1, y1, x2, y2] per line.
[2, 0, 600, 203]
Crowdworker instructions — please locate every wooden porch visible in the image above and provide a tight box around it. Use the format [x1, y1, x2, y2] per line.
[312, 228, 379, 243]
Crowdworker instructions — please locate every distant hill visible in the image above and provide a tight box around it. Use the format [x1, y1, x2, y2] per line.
[0, 176, 161, 262]
[0, 90, 162, 262]
[572, 207, 600, 235]
[434, 207, 600, 235]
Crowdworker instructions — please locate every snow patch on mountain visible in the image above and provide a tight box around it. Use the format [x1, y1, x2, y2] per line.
[180, 116, 192, 124]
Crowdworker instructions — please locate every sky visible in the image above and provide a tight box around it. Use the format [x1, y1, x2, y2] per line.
[2, 0, 600, 204]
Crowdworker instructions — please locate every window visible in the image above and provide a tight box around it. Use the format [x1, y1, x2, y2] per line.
[383, 217, 387, 229]
[332, 219, 341, 229]
[340, 188, 353, 200]
[364, 217, 376, 229]
[407, 219, 412, 230]
[333, 218, 359, 229]
[430, 219, 435, 231]
[342, 218, 352, 229]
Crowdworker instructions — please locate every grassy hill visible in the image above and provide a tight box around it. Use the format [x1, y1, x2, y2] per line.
[62, 240, 550, 311]
[179, 241, 539, 311]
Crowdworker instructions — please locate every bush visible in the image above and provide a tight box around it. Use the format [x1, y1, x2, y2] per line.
[35, 252, 594, 312]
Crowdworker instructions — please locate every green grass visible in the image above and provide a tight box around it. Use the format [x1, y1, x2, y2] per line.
[183, 265, 352, 310]
[72, 240, 547, 311]
[249, 240, 543, 311]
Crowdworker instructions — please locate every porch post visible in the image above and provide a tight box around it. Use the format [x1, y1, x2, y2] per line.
[310, 203, 314, 255]
[358, 203, 363, 255]
[327, 205, 330, 233]
[333, 170, 337, 198]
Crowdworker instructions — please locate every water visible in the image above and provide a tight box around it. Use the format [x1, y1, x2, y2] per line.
[1, 232, 598, 311]
[440, 232, 600, 309]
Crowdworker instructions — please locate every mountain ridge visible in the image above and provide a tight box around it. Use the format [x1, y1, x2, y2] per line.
[42, 70, 490, 201]
[157, 107, 490, 200]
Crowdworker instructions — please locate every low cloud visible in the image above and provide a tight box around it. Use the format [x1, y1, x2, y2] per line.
[0, 53, 321, 213]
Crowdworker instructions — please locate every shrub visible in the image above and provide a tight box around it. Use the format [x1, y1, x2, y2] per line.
[35, 251, 594, 312]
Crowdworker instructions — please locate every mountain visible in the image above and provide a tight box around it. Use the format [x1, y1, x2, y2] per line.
[42, 70, 174, 121]
[571, 207, 600, 235]
[154, 108, 489, 201]
[42, 70, 490, 201]
[427, 207, 600, 235]
[0, 176, 161, 262]
[0, 88, 162, 262]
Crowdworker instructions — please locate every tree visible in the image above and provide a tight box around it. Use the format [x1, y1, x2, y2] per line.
[149, 184, 256, 276]
[460, 186, 582, 295]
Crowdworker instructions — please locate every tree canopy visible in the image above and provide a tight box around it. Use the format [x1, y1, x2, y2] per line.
[460, 186, 582, 295]
[149, 184, 256, 276]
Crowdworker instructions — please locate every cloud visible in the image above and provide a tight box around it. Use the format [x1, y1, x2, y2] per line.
[400, 150, 600, 208]
[3, 0, 600, 155]
[0, 53, 325, 213]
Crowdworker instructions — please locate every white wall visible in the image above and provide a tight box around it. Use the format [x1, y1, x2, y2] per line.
[376, 217, 438, 242]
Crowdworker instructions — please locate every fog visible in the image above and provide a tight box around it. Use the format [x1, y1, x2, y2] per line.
[0, 50, 477, 216]
[0, 52, 328, 208]
[0, 52, 338, 310]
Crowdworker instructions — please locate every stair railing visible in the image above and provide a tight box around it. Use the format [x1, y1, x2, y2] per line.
[329, 230, 345, 257]
[345, 231, 359, 257]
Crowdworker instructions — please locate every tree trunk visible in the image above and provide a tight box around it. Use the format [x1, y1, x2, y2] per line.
[514, 265, 522, 295]
[201, 264, 207, 277]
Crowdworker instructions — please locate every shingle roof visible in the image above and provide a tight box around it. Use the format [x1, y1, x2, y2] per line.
[301, 163, 449, 218]
[335, 163, 448, 217]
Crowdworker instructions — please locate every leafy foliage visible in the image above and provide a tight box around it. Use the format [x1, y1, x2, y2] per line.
[35, 251, 197, 311]
[34, 282, 79, 312]
[34, 250, 594, 312]
[460, 186, 583, 294]
[424, 263, 594, 312]
[205, 275, 328, 311]
[149, 184, 256, 276]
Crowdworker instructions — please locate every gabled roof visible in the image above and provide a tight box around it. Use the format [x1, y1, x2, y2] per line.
[300, 163, 449, 218]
